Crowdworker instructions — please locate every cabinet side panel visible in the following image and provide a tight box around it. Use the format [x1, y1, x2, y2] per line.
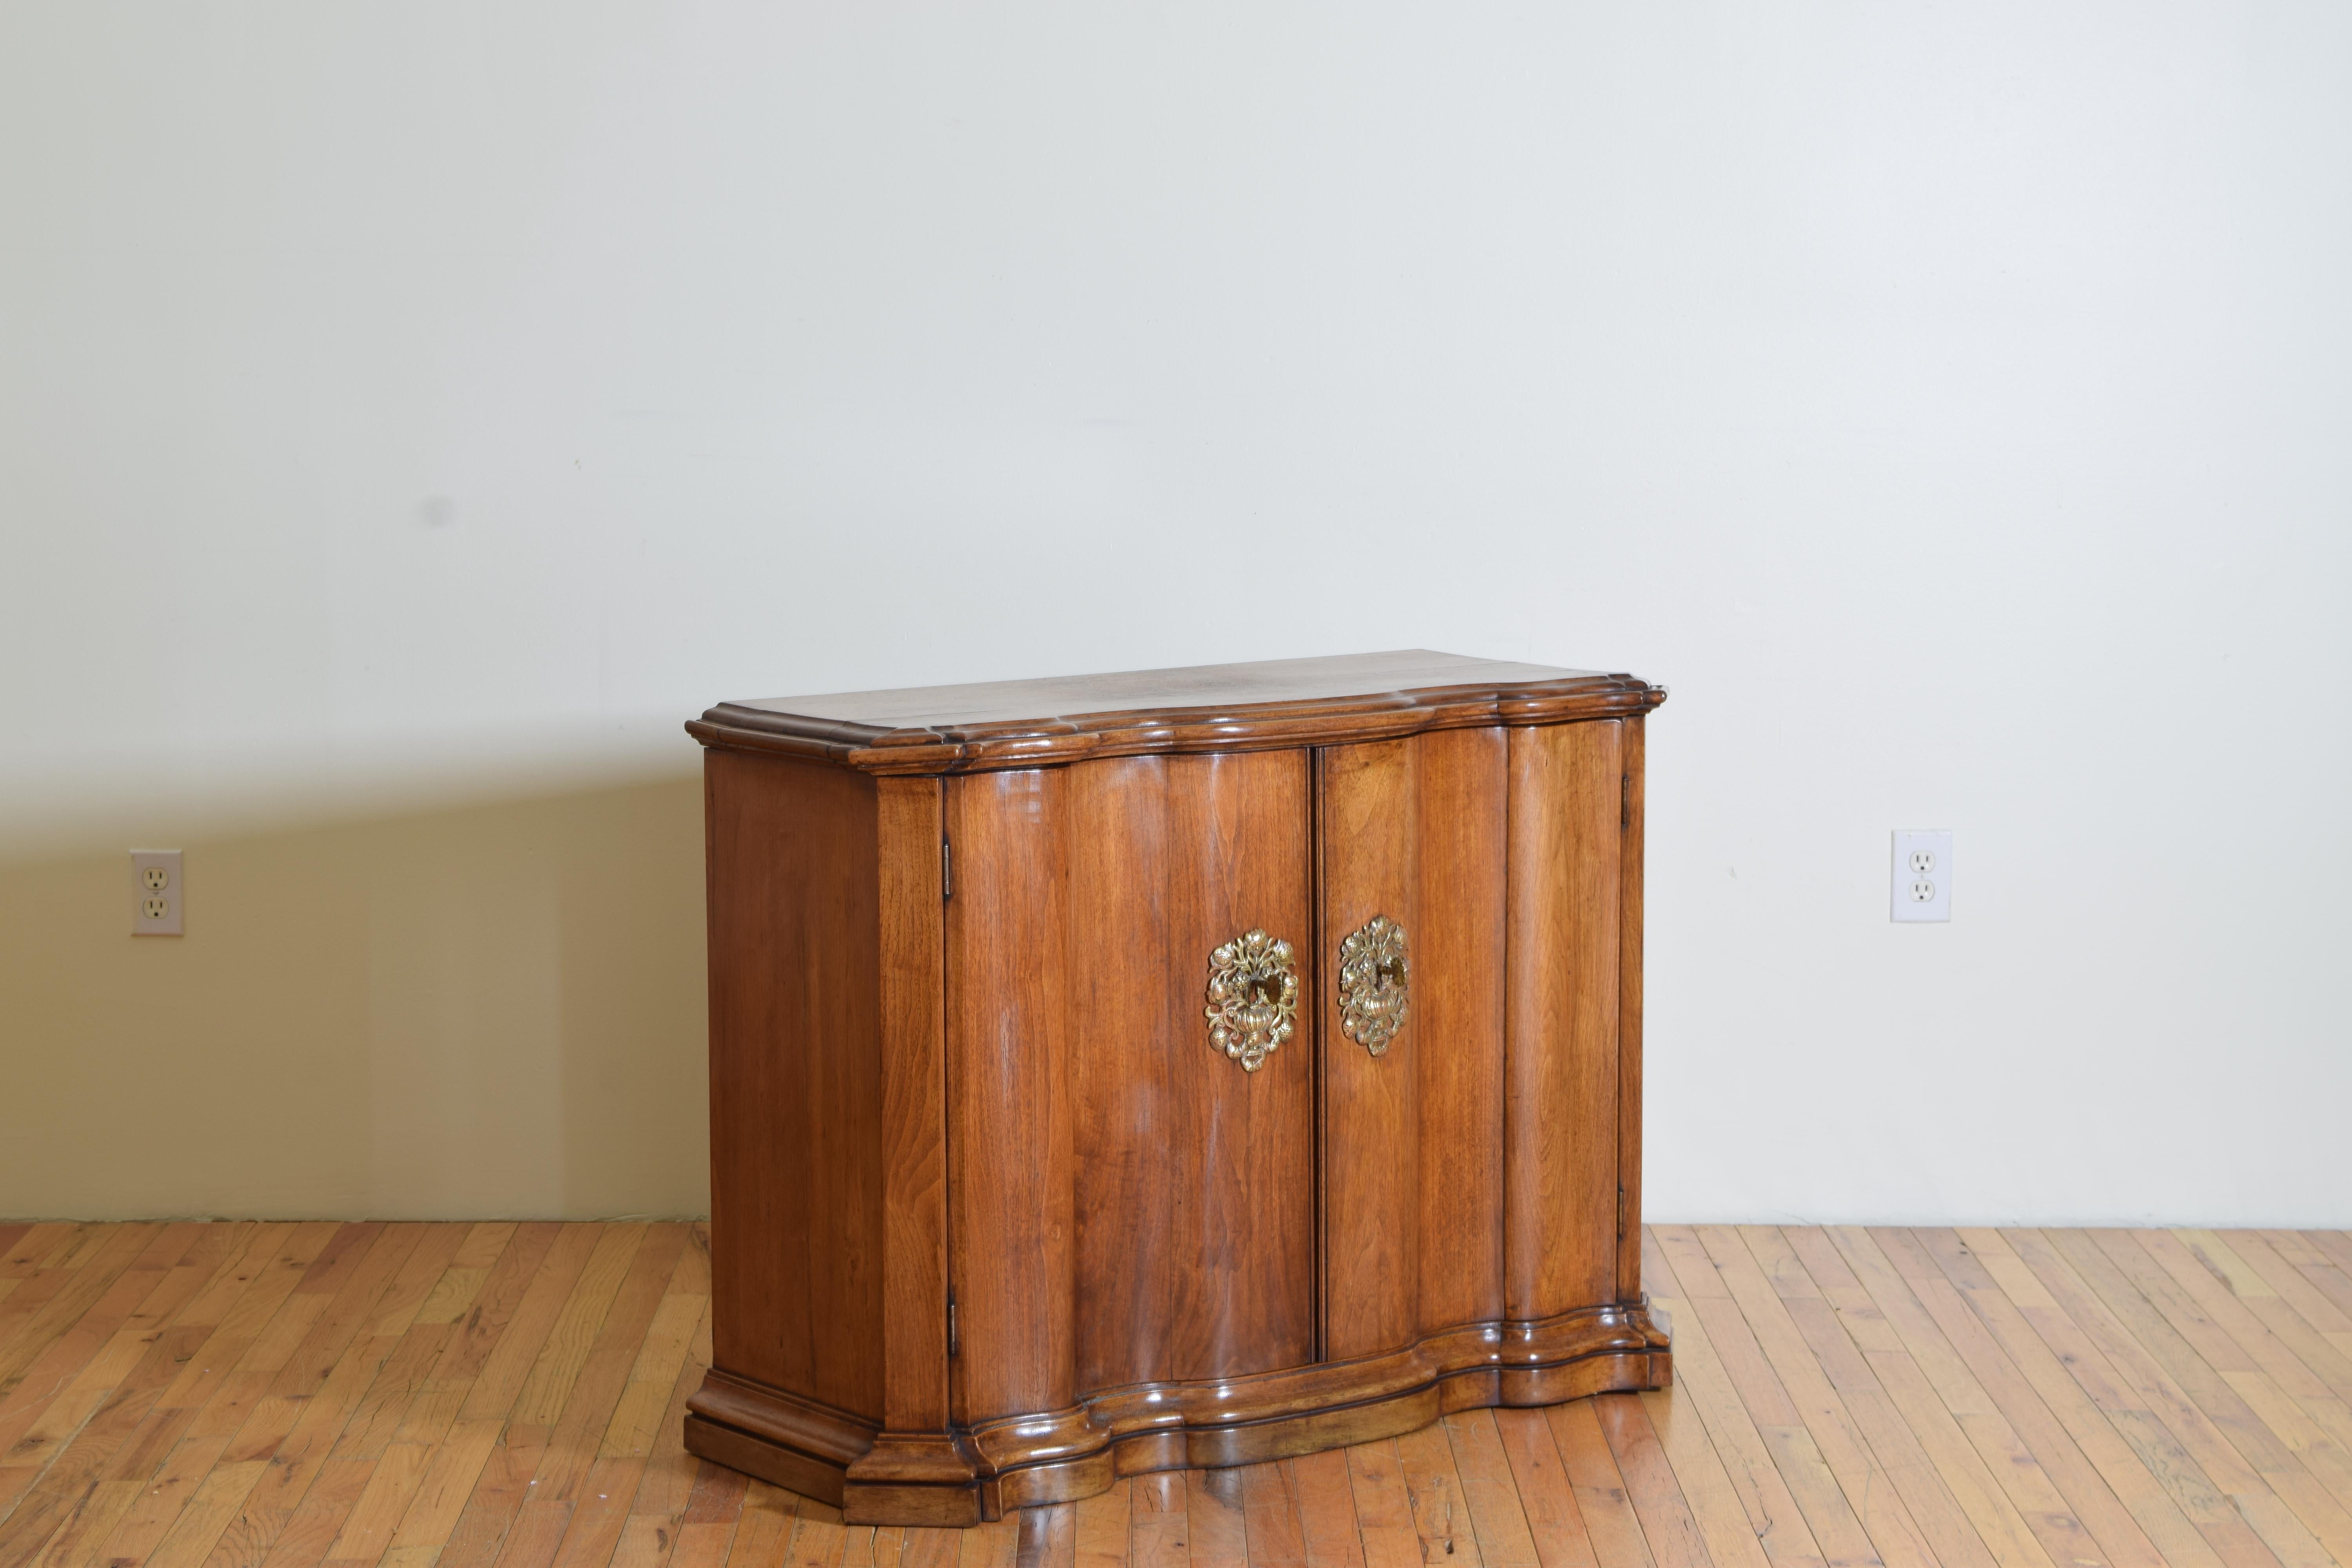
[704, 751, 886, 1420]
[1412, 726, 1508, 1334]
[1069, 750, 1316, 1390]
[1616, 717, 1646, 1305]
[1503, 721, 1622, 1320]
[877, 777, 949, 1431]
[947, 769, 1076, 1422]
[1317, 739, 1419, 1363]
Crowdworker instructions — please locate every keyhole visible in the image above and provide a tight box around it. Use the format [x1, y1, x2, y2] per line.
[1377, 958, 1403, 989]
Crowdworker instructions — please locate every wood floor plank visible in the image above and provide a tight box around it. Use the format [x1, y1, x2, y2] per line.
[1445, 1410, 1543, 1568]
[534, 1227, 688, 1502]
[2029, 1231, 2340, 1568]
[1651, 1227, 1909, 1568]
[1074, 1479, 1131, 1568]
[1492, 1410, 1602, 1568]
[0, 1229, 262, 1565]
[5, 1227, 284, 1568]
[0, 1227, 163, 1397]
[1280, 1454, 1362, 1568]
[1236, 1463, 1305, 1568]
[2140, 1234, 2352, 1405]
[1639, 1232, 1837, 1568]
[1545, 1396, 1658, 1568]
[429, 1224, 613, 1568]
[1636, 1384, 1769, 1568]
[1016, 1503, 1076, 1568]
[1592, 1393, 1711, 1568]
[0, 1227, 183, 1459]
[1185, 1468, 1247, 1568]
[76, 1226, 347, 1568]
[5, 1230, 216, 1474]
[1342, 1444, 1418, 1568]
[1737, 1225, 2031, 1568]
[2079, 1232, 2352, 1548]
[1131, 1472, 1191, 1568]
[13, 1221, 2348, 1568]
[1986, 1229, 2290, 1568]
[2293, 1236, 2352, 1323]
[605, 1293, 714, 1568]
[957, 1513, 1018, 1568]
[1829, 1228, 2200, 1568]
[1396, 1417, 1482, 1566]
[2223, 1236, 2352, 1363]
[1670, 1227, 1944, 1568]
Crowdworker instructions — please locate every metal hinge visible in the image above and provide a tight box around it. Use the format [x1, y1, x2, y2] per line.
[1618, 1185, 1628, 1239]
[947, 1292, 960, 1358]
[942, 838, 953, 900]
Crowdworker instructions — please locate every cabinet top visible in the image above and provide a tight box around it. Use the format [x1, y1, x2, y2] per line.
[688, 649, 1663, 775]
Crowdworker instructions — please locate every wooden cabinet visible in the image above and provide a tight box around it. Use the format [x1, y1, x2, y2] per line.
[682, 651, 1670, 1526]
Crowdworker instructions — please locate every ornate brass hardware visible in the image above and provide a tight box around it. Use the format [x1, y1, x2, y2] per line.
[1338, 915, 1409, 1056]
[1205, 929, 1298, 1073]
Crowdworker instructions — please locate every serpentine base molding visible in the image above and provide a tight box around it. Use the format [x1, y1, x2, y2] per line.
[683, 1301, 1672, 1527]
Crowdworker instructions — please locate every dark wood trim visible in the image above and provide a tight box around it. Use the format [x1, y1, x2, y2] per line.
[688, 672, 1664, 776]
[686, 1300, 1668, 1525]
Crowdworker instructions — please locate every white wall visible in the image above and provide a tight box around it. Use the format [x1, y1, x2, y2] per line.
[4, 1, 2347, 1223]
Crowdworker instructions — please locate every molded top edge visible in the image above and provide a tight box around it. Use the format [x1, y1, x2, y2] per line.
[688, 649, 1663, 774]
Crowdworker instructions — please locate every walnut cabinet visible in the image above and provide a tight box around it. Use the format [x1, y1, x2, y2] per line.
[681, 651, 1670, 1525]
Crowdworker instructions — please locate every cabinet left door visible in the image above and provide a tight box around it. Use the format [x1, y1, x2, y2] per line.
[945, 751, 1318, 1428]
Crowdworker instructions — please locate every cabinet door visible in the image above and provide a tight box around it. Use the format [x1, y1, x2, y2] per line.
[1317, 727, 1509, 1361]
[945, 751, 1317, 1424]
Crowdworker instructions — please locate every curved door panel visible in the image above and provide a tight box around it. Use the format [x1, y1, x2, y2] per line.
[946, 751, 1315, 1425]
[1317, 727, 1508, 1362]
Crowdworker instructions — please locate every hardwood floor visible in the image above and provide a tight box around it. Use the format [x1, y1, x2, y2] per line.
[5, 1224, 2351, 1568]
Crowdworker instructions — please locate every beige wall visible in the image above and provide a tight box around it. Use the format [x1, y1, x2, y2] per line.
[4, 2, 2348, 1224]
[0, 776, 708, 1221]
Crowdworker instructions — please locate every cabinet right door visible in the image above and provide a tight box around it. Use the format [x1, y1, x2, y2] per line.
[1318, 719, 1633, 1363]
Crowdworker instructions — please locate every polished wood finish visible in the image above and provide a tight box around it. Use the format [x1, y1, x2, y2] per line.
[1316, 728, 1509, 1362]
[1505, 720, 1624, 1318]
[687, 655, 1670, 1524]
[9, 1221, 2352, 1568]
[688, 651, 1664, 774]
[1053, 754, 1316, 1396]
[876, 777, 952, 1437]
[700, 753, 884, 1419]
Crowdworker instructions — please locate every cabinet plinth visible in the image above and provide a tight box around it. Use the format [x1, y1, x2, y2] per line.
[684, 650, 1670, 1525]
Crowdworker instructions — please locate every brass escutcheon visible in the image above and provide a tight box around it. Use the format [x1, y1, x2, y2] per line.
[1205, 929, 1298, 1073]
[1338, 914, 1409, 1056]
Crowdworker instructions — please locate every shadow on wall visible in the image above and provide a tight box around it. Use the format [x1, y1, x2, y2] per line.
[0, 775, 709, 1221]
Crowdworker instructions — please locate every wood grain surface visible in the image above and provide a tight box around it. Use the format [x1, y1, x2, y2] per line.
[5, 1223, 2346, 1568]
[687, 651, 1664, 775]
[1316, 728, 1508, 1363]
[1504, 721, 1624, 1320]
[701, 753, 885, 1421]
[944, 753, 1318, 1421]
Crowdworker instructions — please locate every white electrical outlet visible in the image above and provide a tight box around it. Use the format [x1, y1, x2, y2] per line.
[1891, 830, 1951, 922]
[131, 849, 183, 936]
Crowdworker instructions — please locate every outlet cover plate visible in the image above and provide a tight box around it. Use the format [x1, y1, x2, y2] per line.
[1891, 830, 1951, 922]
[131, 849, 182, 936]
